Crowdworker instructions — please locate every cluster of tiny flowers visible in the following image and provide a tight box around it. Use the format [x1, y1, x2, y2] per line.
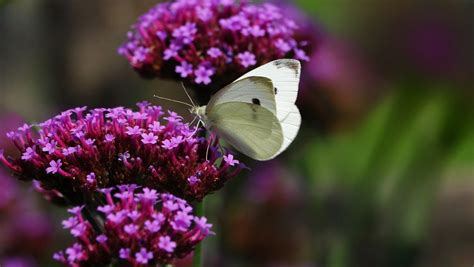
[118, 0, 310, 85]
[54, 185, 213, 266]
[0, 102, 243, 204]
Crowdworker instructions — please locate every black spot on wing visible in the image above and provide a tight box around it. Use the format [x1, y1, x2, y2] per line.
[252, 98, 261, 106]
[274, 87, 278, 94]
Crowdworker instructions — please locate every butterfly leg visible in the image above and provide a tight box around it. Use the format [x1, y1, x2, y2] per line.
[186, 117, 201, 139]
[205, 134, 211, 161]
[205, 131, 217, 161]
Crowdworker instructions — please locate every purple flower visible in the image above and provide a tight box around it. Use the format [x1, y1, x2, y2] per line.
[53, 252, 66, 262]
[171, 211, 193, 232]
[46, 159, 62, 174]
[0, 103, 243, 203]
[187, 175, 199, 185]
[85, 138, 95, 146]
[149, 121, 165, 132]
[54, 186, 213, 266]
[42, 140, 57, 154]
[137, 188, 158, 202]
[135, 247, 154, 264]
[104, 134, 115, 142]
[161, 136, 183, 150]
[294, 48, 310, 61]
[119, 248, 130, 259]
[65, 243, 84, 262]
[118, 0, 311, 85]
[144, 219, 161, 233]
[275, 38, 291, 53]
[96, 234, 107, 243]
[237, 51, 257, 68]
[128, 210, 141, 221]
[62, 217, 78, 229]
[175, 61, 194, 78]
[70, 222, 87, 237]
[172, 22, 197, 44]
[243, 25, 265, 37]
[21, 147, 35, 161]
[194, 64, 215, 85]
[197, 6, 213, 21]
[207, 47, 222, 58]
[124, 224, 139, 235]
[163, 43, 181, 60]
[223, 154, 239, 166]
[158, 236, 177, 253]
[86, 172, 96, 184]
[62, 146, 78, 156]
[125, 126, 142, 136]
[163, 200, 179, 211]
[194, 216, 213, 235]
[141, 132, 158, 144]
[98, 204, 114, 214]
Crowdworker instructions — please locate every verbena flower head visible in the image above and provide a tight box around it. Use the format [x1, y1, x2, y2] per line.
[0, 102, 243, 205]
[118, 0, 310, 86]
[54, 186, 213, 266]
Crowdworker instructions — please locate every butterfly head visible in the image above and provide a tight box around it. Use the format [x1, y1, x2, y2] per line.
[190, 106, 207, 121]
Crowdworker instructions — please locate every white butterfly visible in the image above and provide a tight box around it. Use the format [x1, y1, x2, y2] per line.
[189, 59, 302, 161]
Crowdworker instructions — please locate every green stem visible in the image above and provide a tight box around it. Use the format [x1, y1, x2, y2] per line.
[192, 200, 205, 267]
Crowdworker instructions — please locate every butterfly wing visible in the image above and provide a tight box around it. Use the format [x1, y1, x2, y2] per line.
[207, 76, 277, 116]
[206, 102, 283, 161]
[277, 105, 301, 155]
[234, 59, 301, 155]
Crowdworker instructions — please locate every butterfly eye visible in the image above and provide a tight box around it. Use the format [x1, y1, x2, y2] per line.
[252, 98, 261, 106]
[274, 87, 278, 94]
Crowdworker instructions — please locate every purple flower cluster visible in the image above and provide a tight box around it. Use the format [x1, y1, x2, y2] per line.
[54, 185, 213, 266]
[0, 102, 243, 204]
[118, 0, 310, 85]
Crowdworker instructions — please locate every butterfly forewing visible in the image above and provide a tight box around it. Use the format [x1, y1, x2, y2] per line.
[207, 102, 284, 161]
[235, 59, 300, 111]
[207, 76, 277, 116]
[234, 59, 302, 155]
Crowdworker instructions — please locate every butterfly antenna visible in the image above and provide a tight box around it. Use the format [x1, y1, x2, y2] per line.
[180, 82, 197, 107]
[153, 95, 194, 108]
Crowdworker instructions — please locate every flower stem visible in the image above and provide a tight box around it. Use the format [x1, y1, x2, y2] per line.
[192, 200, 205, 267]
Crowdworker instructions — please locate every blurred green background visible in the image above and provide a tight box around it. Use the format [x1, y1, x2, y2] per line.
[0, 1, 473, 267]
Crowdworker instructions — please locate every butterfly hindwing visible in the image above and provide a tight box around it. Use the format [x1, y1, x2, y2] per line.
[206, 102, 283, 161]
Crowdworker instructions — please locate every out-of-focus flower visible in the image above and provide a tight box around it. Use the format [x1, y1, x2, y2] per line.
[245, 161, 301, 205]
[307, 38, 375, 95]
[0, 113, 23, 155]
[0, 171, 18, 211]
[1, 257, 37, 267]
[222, 161, 311, 265]
[299, 37, 379, 131]
[54, 185, 213, 266]
[118, 0, 310, 86]
[0, 102, 243, 204]
[0, 174, 53, 265]
[0, 114, 54, 266]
